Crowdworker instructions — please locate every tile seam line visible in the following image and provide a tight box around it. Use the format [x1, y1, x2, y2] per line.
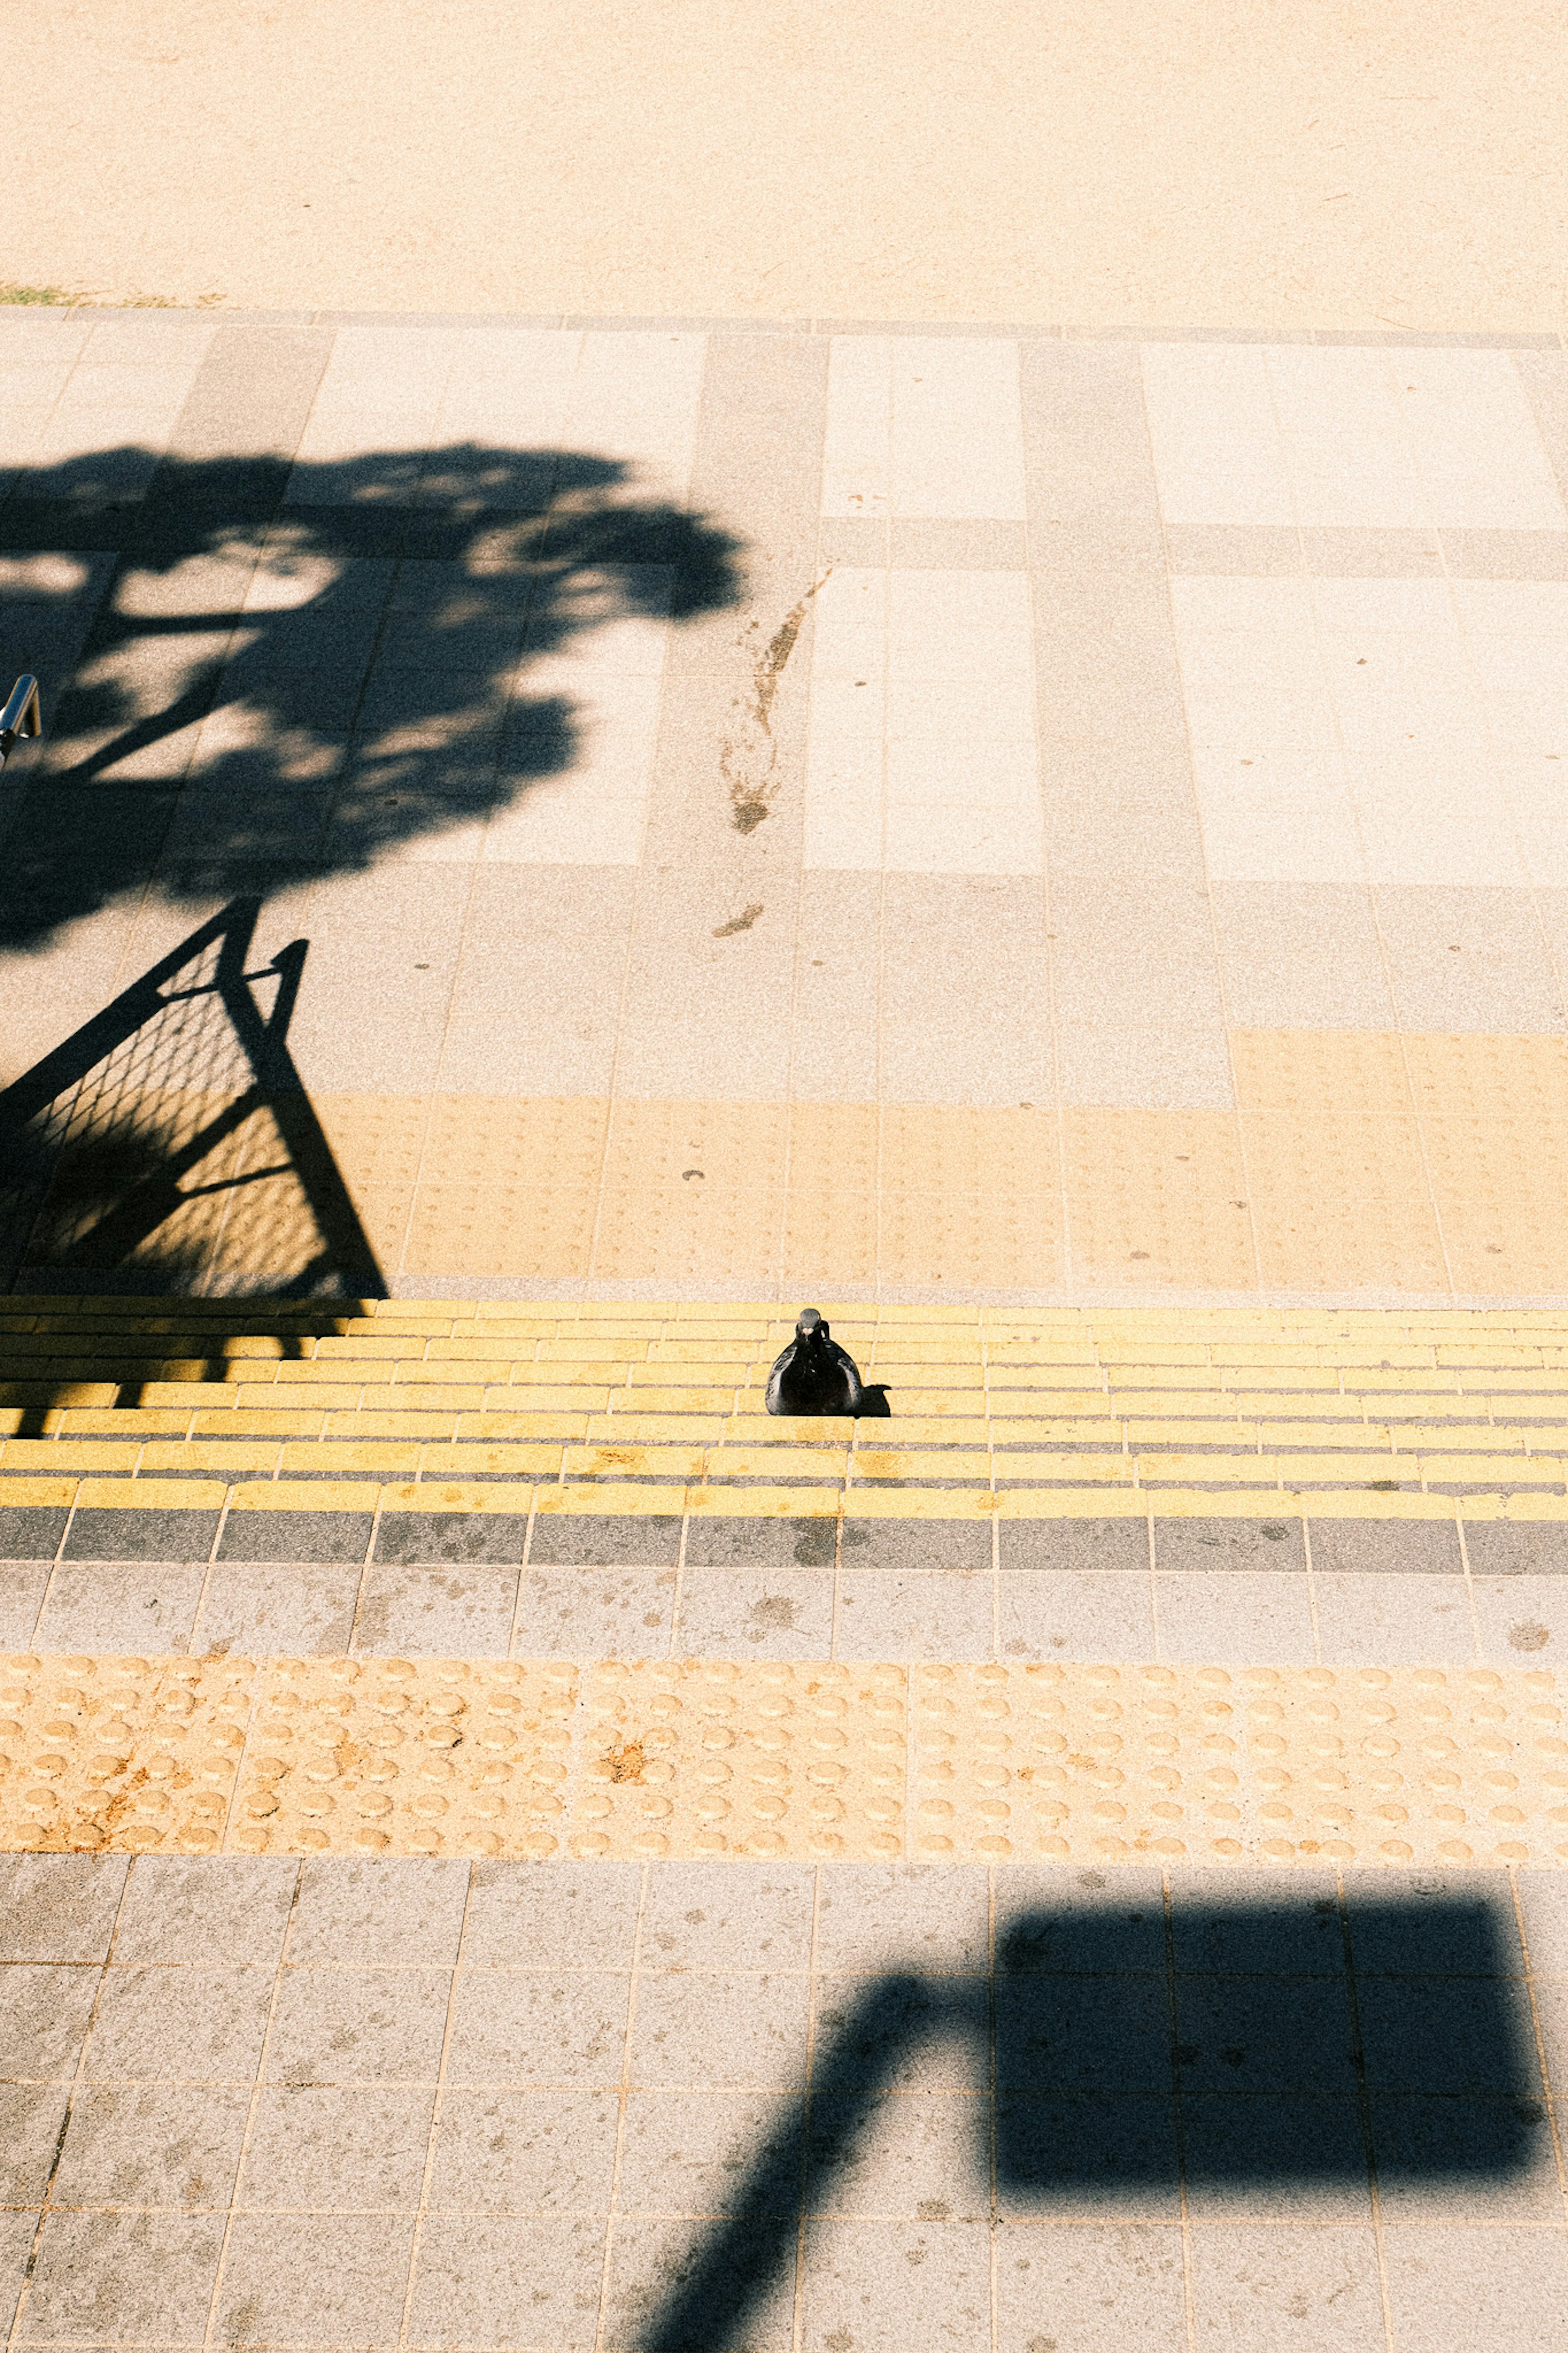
[28, 305, 1568, 349]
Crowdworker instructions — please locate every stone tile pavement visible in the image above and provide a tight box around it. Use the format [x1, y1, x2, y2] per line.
[6, 316, 1568, 1300]
[4, 1852, 1568, 2353]
[10, 306, 1568, 2348]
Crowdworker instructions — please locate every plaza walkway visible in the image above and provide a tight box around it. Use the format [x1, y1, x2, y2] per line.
[4, 262, 1568, 2353]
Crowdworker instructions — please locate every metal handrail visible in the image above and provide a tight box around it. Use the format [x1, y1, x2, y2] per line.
[0, 674, 41, 765]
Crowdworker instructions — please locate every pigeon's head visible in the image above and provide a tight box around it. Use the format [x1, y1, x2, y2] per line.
[795, 1307, 827, 1345]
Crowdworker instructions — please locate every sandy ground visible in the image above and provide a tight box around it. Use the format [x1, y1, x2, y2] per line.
[3, 0, 1565, 331]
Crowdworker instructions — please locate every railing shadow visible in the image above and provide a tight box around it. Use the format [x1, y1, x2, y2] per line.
[0, 894, 383, 1318]
[636, 1892, 1546, 2352]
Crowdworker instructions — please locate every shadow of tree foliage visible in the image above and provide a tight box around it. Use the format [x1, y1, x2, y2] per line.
[0, 441, 744, 952]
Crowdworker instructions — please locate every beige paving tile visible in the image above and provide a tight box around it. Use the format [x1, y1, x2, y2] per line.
[822, 336, 1027, 521]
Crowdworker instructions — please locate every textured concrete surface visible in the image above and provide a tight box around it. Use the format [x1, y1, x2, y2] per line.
[4, 3, 1568, 331]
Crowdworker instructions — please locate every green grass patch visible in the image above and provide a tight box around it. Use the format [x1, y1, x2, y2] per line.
[0, 283, 67, 306]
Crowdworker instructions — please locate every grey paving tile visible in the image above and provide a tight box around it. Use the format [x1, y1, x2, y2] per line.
[999, 1519, 1149, 1573]
[288, 1856, 469, 1966]
[351, 1561, 517, 1655]
[1303, 525, 1446, 575]
[791, 870, 881, 1099]
[214, 2215, 415, 2346]
[815, 1865, 991, 1976]
[20, 2212, 224, 2342]
[1381, 2223, 1568, 2353]
[836, 1566, 994, 1659]
[630, 1970, 811, 2089]
[216, 1506, 373, 1562]
[640, 1862, 814, 1969]
[1155, 1570, 1316, 1664]
[0, 1965, 98, 2080]
[86, 1966, 273, 2084]
[675, 1564, 835, 1659]
[372, 1510, 530, 1566]
[1020, 341, 1165, 573]
[0, 2084, 71, 2204]
[1309, 1518, 1462, 1574]
[1187, 2223, 1385, 2353]
[1312, 1571, 1477, 1665]
[1376, 884, 1565, 1033]
[512, 1565, 676, 1656]
[1033, 570, 1188, 742]
[997, 1867, 1168, 1975]
[1464, 1521, 1568, 1576]
[801, 2215, 991, 2351]
[1181, 2094, 1374, 2219]
[528, 1512, 681, 1568]
[33, 1559, 204, 1653]
[241, 2084, 436, 2209]
[812, 1974, 985, 2093]
[0, 1508, 67, 1562]
[993, 2094, 1183, 2218]
[1167, 1868, 1345, 1972]
[805, 2090, 988, 2217]
[998, 1569, 1156, 1662]
[997, 1974, 1171, 2093]
[1042, 736, 1207, 883]
[1356, 1976, 1540, 2095]
[1174, 1974, 1359, 2092]
[427, 2087, 619, 2213]
[1342, 1869, 1525, 1975]
[1368, 2094, 1560, 2219]
[1210, 879, 1396, 1028]
[60, 1507, 218, 1561]
[193, 1560, 360, 1656]
[0, 1855, 126, 1963]
[1050, 874, 1233, 1108]
[1154, 1516, 1306, 1572]
[997, 2222, 1187, 2353]
[112, 1856, 296, 1967]
[1439, 526, 1568, 577]
[840, 1517, 991, 1572]
[408, 2214, 606, 2351]
[0, 2212, 33, 2342]
[51, 2085, 250, 2210]
[615, 2088, 803, 2215]
[1471, 1574, 1568, 1664]
[265, 1967, 452, 2084]
[1515, 1871, 1568, 1976]
[604, 2210, 796, 2353]
[879, 874, 1054, 1105]
[461, 1859, 641, 1969]
[446, 1971, 630, 2087]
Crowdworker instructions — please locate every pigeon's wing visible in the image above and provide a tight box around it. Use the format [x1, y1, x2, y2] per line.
[764, 1339, 800, 1416]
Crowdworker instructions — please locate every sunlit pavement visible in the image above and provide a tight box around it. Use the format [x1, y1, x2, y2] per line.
[5, 294, 1568, 2346]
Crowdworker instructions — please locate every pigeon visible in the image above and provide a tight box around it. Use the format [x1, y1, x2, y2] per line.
[765, 1308, 873, 1417]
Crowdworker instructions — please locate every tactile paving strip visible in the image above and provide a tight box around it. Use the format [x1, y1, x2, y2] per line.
[2, 1653, 1565, 1869]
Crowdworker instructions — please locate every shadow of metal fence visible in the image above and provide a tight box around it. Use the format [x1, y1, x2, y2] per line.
[0, 894, 383, 1302]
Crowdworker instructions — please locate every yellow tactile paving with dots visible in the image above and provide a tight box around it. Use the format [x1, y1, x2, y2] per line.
[3, 1652, 1565, 1871]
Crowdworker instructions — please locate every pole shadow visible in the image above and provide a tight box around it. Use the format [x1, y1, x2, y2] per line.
[635, 1888, 1547, 2352]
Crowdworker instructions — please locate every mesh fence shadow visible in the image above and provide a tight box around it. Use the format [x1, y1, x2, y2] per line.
[0, 895, 383, 1301]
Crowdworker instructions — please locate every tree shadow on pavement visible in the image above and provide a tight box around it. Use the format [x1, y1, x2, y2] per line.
[0, 441, 743, 952]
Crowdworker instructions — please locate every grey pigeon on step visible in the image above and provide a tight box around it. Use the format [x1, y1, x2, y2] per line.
[765, 1309, 873, 1416]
